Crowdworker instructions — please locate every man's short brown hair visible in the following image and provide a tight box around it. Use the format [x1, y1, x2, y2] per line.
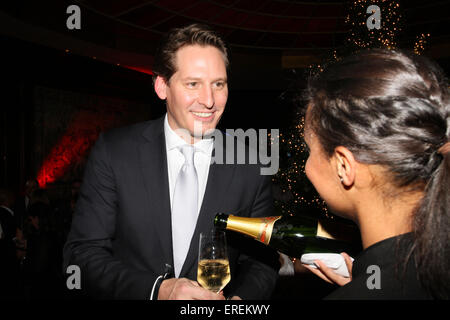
[152, 24, 229, 83]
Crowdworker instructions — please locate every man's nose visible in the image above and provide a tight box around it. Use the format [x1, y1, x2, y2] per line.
[198, 85, 214, 109]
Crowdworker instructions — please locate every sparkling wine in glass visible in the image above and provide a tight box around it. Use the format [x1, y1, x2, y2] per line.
[197, 229, 230, 293]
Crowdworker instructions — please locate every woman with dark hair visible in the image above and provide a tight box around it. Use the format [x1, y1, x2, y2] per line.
[301, 49, 449, 299]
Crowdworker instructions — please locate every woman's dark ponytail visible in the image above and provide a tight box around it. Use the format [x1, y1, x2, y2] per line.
[305, 49, 450, 299]
[413, 141, 450, 299]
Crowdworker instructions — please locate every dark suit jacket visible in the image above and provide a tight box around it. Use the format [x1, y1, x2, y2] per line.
[63, 116, 279, 299]
[0, 206, 19, 297]
[0, 206, 16, 242]
[13, 196, 28, 230]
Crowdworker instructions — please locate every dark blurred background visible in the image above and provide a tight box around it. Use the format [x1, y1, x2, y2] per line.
[0, 0, 449, 300]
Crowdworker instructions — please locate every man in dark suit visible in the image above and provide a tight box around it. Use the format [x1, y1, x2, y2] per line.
[13, 179, 39, 230]
[63, 24, 279, 300]
[0, 188, 20, 298]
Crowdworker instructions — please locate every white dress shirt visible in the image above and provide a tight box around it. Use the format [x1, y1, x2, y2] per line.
[149, 115, 214, 297]
[164, 114, 214, 221]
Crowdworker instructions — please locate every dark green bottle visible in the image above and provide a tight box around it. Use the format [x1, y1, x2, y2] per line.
[214, 213, 360, 258]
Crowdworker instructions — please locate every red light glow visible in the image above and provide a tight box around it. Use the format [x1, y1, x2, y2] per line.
[122, 65, 153, 76]
[36, 110, 116, 188]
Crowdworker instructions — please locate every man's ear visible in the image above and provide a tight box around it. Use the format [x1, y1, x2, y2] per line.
[154, 76, 168, 100]
[334, 146, 356, 187]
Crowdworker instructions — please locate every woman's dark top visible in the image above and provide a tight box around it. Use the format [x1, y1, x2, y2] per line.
[326, 233, 433, 300]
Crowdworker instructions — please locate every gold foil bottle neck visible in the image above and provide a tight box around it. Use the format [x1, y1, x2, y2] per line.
[225, 215, 282, 245]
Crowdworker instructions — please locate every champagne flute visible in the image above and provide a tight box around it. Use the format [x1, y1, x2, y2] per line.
[197, 229, 230, 293]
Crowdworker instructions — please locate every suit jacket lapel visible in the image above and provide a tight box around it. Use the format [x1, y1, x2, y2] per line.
[139, 117, 174, 270]
[180, 135, 236, 278]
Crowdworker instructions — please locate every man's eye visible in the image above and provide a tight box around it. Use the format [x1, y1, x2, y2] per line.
[214, 82, 226, 89]
[186, 82, 198, 88]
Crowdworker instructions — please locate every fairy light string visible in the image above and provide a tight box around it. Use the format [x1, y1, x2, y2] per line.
[276, 1, 431, 221]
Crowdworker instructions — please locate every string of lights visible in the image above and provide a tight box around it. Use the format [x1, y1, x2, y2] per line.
[276, 0, 431, 221]
[272, 113, 329, 219]
[414, 33, 431, 55]
[345, 0, 402, 50]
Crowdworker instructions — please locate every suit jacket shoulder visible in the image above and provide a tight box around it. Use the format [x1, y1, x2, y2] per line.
[93, 117, 165, 171]
[100, 118, 163, 151]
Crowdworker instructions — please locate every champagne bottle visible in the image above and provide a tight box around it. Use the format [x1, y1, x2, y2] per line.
[214, 213, 360, 258]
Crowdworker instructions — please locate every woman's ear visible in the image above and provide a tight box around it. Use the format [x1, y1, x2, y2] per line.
[334, 146, 357, 187]
[154, 76, 168, 100]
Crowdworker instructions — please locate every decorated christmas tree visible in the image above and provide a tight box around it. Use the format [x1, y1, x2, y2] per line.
[271, 112, 330, 219]
[274, 0, 430, 221]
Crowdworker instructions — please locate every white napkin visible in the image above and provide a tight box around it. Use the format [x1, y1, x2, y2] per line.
[301, 253, 354, 278]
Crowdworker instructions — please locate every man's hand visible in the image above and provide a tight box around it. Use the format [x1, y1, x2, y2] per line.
[158, 278, 226, 300]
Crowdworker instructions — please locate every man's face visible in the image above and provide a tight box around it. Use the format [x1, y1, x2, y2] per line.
[25, 180, 38, 197]
[155, 45, 228, 142]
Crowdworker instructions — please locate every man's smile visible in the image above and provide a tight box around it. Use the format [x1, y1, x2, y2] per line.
[192, 111, 215, 120]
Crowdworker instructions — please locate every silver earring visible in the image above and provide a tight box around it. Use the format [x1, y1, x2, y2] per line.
[339, 177, 344, 183]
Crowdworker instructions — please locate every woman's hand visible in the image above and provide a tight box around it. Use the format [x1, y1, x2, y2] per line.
[302, 252, 353, 286]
